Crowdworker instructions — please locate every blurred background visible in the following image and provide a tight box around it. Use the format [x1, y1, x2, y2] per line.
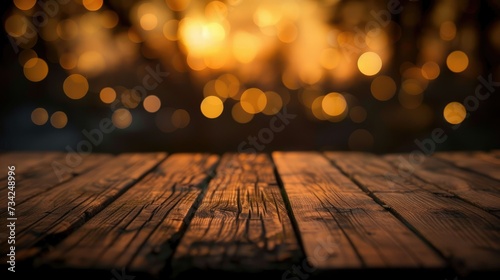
[1, 0, 499, 154]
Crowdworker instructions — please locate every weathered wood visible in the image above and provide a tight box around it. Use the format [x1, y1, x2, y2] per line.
[383, 154, 500, 216]
[43, 153, 218, 276]
[1, 153, 166, 263]
[325, 152, 500, 273]
[434, 151, 500, 181]
[0, 152, 62, 180]
[0, 153, 112, 210]
[274, 152, 443, 269]
[172, 154, 301, 274]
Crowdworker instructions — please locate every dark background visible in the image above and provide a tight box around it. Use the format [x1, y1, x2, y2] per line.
[1, 0, 499, 154]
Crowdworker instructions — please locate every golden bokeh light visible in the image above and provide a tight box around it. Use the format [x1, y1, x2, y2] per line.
[59, 53, 78, 70]
[320, 48, 340, 70]
[443, 102, 466, 124]
[277, 20, 298, 43]
[166, 0, 191, 11]
[63, 74, 89, 100]
[78, 51, 106, 76]
[100, 87, 116, 104]
[232, 103, 254, 124]
[121, 90, 141, 109]
[371, 75, 396, 101]
[171, 109, 190, 128]
[143, 95, 161, 113]
[311, 96, 327, 120]
[200, 96, 224, 119]
[14, 0, 36, 10]
[50, 111, 68, 129]
[262, 91, 283, 115]
[5, 14, 27, 37]
[446, 51, 469, 73]
[31, 108, 49, 126]
[240, 88, 267, 114]
[23, 58, 48, 82]
[83, 0, 103, 12]
[440, 21, 456, 41]
[322, 92, 347, 117]
[140, 13, 158, 30]
[205, 1, 228, 21]
[163, 20, 179, 41]
[402, 79, 424, 95]
[100, 10, 119, 29]
[349, 106, 367, 123]
[112, 108, 133, 129]
[421, 61, 440, 80]
[57, 19, 79, 40]
[232, 32, 261, 63]
[18, 49, 37, 66]
[357, 52, 382, 76]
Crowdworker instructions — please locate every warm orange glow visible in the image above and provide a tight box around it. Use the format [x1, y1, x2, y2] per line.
[322, 92, 347, 117]
[446, 51, 469, 73]
[179, 18, 226, 56]
[100, 87, 116, 104]
[320, 48, 340, 70]
[31, 108, 48, 125]
[18, 49, 37, 66]
[100, 11, 119, 29]
[14, 0, 36, 11]
[358, 52, 382, 76]
[232, 103, 253, 123]
[57, 19, 79, 40]
[240, 88, 267, 114]
[5, 14, 27, 37]
[140, 13, 158, 30]
[232, 32, 260, 63]
[443, 102, 466, 124]
[23, 58, 48, 82]
[371, 75, 396, 101]
[166, 0, 191, 12]
[83, 0, 103, 12]
[78, 51, 106, 76]
[402, 79, 424, 95]
[262, 91, 283, 115]
[112, 109, 132, 129]
[121, 90, 141, 109]
[421, 61, 440, 80]
[172, 109, 190, 128]
[50, 111, 68, 129]
[59, 53, 78, 70]
[143, 95, 161, 113]
[63, 74, 89, 100]
[201, 96, 224, 119]
[440, 21, 456, 41]
[163, 20, 179, 41]
[205, 1, 228, 21]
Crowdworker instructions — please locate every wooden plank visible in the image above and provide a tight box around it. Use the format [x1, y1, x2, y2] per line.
[0, 152, 166, 263]
[273, 152, 443, 270]
[172, 153, 301, 275]
[43, 153, 218, 276]
[0, 153, 112, 210]
[0, 152, 62, 180]
[325, 152, 500, 274]
[434, 151, 500, 181]
[383, 154, 500, 216]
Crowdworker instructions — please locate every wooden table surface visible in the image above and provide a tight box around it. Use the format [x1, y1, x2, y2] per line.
[1, 151, 499, 279]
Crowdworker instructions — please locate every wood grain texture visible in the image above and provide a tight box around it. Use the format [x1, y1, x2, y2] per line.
[43, 153, 219, 276]
[274, 152, 443, 270]
[326, 152, 500, 273]
[434, 151, 500, 181]
[0, 152, 62, 180]
[0, 153, 111, 210]
[383, 154, 500, 216]
[172, 153, 301, 274]
[2, 153, 166, 262]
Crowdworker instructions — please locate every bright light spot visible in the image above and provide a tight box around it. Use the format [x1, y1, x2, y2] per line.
[200, 96, 224, 119]
[240, 88, 267, 114]
[179, 18, 226, 56]
[83, 0, 103, 11]
[140, 13, 158, 30]
[320, 48, 340, 70]
[31, 108, 48, 125]
[421, 61, 440, 80]
[446, 51, 469, 73]
[443, 102, 466, 124]
[349, 106, 367, 123]
[143, 95, 161, 113]
[205, 1, 228, 21]
[217, 74, 240, 98]
[277, 20, 298, 43]
[50, 111, 68, 129]
[348, 129, 374, 150]
[14, 0, 36, 11]
[440, 21, 456, 41]
[262, 91, 283, 115]
[100, 87, 116, 104]
[112, 108, 132, 129]
[232, 32, 260, 63]
[232, 103, 253, 123]
[371, 75, 396, 101]
[322, 92, 347, 117]
[172, 109, 190, 128]
[63, 74, 89, 100]
[357, 52, 382, 76]
[23, 58, 48, 82]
